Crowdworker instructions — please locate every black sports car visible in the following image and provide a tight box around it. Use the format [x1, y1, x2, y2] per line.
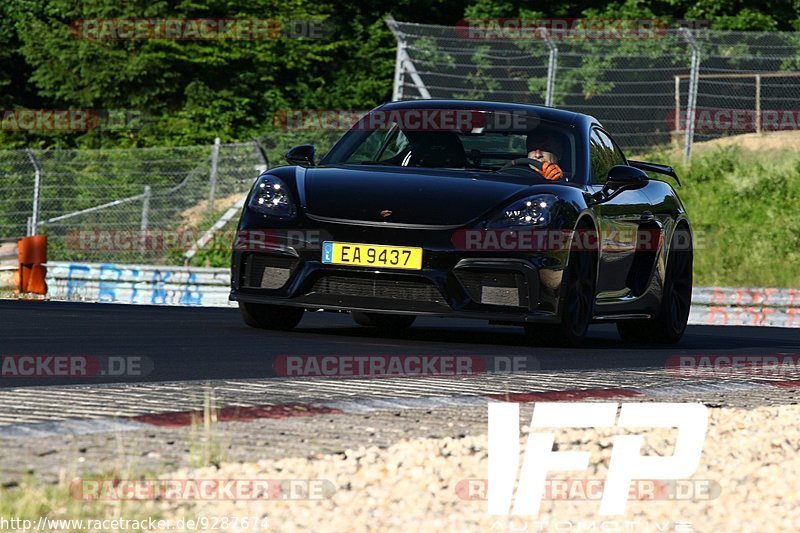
[230, 100, 692, 346]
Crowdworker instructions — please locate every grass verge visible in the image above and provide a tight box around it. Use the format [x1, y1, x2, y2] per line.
[634, 144, 800, 287]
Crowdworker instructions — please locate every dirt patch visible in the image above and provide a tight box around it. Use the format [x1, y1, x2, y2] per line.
[693, 129, 800, 153]
[180, 192, 246, 229]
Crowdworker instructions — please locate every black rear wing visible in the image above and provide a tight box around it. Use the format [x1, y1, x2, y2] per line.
[628, 160, 682, 187]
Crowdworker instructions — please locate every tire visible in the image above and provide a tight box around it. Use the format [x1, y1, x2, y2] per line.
[351, 311, 416, 330]
[239, 302, 304, 331]
[525, 241, 596, 347]
[617, 226, 693, 344]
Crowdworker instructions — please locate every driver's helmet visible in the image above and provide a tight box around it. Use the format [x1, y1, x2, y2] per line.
[526, 131, 563, 161]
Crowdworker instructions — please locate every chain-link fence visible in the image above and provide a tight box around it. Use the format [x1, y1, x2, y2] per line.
[387, 19, 800, 157]
[0, 141, 266, 265]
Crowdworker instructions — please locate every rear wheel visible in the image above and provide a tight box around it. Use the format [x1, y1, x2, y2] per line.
[617, 226, 693, 344]
[525, 241, 596, 347]
[351, 312, 416, 331]
[239, 302, 304, 331]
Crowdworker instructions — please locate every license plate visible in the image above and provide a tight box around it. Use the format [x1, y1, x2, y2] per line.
[321, 241, 423, 270]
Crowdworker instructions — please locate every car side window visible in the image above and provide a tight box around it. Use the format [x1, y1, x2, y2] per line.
[347, 129, 389, 162]
[377, 129, 410, 162]
[590, 128, 626, 184]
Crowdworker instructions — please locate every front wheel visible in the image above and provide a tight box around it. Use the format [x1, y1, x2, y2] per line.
[617, 226, 693, 344]
[239, 302, 304, 331]
[526, 242, 596, 347]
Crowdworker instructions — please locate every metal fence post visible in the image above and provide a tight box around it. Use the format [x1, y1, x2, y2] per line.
[392, 37, 407, 102]
[388, 15, 406, 101]
[208, 137, 221, 214]
[26, 149, 42, 236]
[542, 28, 558, 107]
[140, 185, 151, 232]
[681, 28, 701, 163]
[140, 185, 151, 253]
[755, 74, 762, 133]
[253, 139, 269, 169]
[386, 16, 431, 100]
[674, 75, 681, 133]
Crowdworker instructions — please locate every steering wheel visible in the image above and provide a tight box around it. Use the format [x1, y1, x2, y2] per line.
[499, 158, 544, 172]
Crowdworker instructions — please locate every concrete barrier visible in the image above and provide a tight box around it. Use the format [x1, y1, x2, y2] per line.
[689, 306, 800, 328]
[0, 240, 17, 265]
[691, 286, 800, 308]
[45, 262, 235, 307]
[689, 287, 800, 327]
[0, 240, 19, 291]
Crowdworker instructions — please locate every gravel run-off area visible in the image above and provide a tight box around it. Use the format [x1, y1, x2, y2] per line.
[113, 403, 800, 532]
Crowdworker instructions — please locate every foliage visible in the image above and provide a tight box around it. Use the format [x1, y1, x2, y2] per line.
[632, 145, 800, 287]
[0, 0, 798, 149]
[1, 0, 799, 287]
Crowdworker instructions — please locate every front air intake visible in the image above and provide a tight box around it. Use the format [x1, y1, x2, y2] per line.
[242, 254, 299, 289]
[309, 276, 445, 304]
[455, 270, 529, 308]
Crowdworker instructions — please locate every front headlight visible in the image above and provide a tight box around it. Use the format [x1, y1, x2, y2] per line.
[486, 194, 557, 228]
[249, 174, 296, 218]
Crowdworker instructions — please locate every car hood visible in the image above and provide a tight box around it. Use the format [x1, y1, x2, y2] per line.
[303, 165, 547, 226]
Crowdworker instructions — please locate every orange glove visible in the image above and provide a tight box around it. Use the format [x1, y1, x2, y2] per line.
[534, 161, 563, 180]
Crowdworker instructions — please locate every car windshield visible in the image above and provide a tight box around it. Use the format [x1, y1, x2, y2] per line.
[322, 109, 577, 180]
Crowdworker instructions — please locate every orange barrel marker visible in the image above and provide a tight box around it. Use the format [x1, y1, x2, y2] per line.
[17, 235, 47, 295]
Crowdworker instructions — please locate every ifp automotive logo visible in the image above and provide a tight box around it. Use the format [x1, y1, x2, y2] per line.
[488, 402, 709, 516]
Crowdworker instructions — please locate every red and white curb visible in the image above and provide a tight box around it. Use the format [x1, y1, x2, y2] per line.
[1, 380, 798, 438]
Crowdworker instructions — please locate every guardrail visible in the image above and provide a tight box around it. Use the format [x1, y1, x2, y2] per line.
[0, 240, 19, 291]
[0, 239, 17, 266]
[17, 262, 797, 328]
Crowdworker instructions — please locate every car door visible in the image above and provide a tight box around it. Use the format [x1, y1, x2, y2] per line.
[587, 128, 652, 299]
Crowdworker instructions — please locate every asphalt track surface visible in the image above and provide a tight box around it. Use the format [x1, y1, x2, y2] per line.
[2, 299, 800, 485]
[2, 300, 799, 388]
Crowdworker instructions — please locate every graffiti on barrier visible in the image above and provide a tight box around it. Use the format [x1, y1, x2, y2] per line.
[46, 262, 230, 306]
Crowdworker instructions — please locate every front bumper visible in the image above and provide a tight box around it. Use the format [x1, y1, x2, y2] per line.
[229, 243, 568, 324]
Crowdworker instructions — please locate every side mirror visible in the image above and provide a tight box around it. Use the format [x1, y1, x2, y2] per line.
[588, 165, 649, 205]
[607, 165, 649, 186]
[285, 144, 315, 167]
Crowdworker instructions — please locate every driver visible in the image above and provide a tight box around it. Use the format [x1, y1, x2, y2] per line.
[526, 133, 564, 180]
